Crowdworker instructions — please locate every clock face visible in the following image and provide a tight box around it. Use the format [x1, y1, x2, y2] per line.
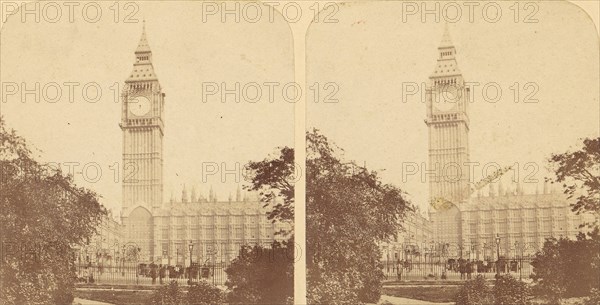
[129, 95, 151, 116]
[434, 85, 458, 112]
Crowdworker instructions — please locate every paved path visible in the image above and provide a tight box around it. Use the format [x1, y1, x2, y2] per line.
[376, 295, 454, 305]
[73, 298, 115, 305]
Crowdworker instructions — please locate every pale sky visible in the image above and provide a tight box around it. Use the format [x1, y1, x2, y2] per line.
[1, 2, 295, 215]
[307, 1, 599, 212]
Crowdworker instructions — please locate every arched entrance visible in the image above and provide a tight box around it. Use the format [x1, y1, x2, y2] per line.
[128, 206, 153, 262]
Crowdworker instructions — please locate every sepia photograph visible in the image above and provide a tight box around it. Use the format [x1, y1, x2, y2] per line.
[1, 1, 295, 304]
[306, 1, 598, 305]
[1, 1, 599, 305]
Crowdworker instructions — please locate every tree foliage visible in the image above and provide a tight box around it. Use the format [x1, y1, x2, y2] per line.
[454, 275, 493, 305]
[226, 145, 295, 304]
[150, 281, 186, 305]
[455, 274, 531, 305]
[530, 230, 600, 302]
[548, 137, 600, 228]
[0, 117, 106, 304]
[244, 146, 295, 224]
[225, 241, 294, 305]
[150, 280, 224, 305]
[493, 274, 531, 305]
[582, 288, 600, 305]
[306, 129, 411, 304]
[187, 281, 225, 305]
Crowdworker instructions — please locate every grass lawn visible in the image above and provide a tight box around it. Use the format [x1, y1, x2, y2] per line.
[74, 289, 154, 305]
[382, 286, 460, 303]
[382, 285, 587, 305]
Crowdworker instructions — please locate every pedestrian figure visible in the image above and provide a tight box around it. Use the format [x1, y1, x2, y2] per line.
[396, 259, 403, 281]
[159, 264, 165, 284]
[150, 262, 157, 285]
[459, 259, 466, 280]
[466, 260, 473, 279]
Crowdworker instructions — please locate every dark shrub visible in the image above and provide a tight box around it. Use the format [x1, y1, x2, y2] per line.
[150, 281, 186, 305]
[455, 275, 494, 305]
[226, 241, 293, 304]
[530, 231, 600, 301]
[357, 259, 384, 303]
[582, 288, 600, 305]
[493, 274, 531, 305]
[187, 281, 224, 305]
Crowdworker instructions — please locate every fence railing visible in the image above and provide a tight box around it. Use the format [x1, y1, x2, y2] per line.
[382, 258, 535, 281]
[75, 263, 230, 286]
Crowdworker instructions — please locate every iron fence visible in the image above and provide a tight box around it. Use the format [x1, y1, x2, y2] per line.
[383, 257, 535, 281]
[75, 262, 230, 286]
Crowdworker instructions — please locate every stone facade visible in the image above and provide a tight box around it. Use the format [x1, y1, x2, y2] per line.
[119, 25, 288, 265]
[77, 211, 124, 266]
[424, 27, 591, 259]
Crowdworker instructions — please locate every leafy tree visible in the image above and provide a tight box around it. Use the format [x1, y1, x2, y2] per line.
[0, 117, 106, 304]
[225, 241, 294, 305]
[530, 230, 600, 303]
[306, 129, 411, 304]
[226, 146, 295, 304]
[244, 146, 295, 225]
[548, 137, 600, 228]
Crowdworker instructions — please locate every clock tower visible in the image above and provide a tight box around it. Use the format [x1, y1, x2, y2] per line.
[120, 23, 165, 216]
[425, 26, 470, 246]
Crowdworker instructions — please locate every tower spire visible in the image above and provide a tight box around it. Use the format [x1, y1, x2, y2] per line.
[439, 23, 453, 48]
[136, 20, 151, 54]
[127, 22, 158, 82]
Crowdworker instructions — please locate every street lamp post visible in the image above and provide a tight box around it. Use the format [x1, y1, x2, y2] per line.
[515, 241, 522, 280]
[121, 245, 126, 276]
[495, 234, 501, 279]
[113, 241, 119, 272]
[483, 242, 487, 260]
[188, 240, 194, 285]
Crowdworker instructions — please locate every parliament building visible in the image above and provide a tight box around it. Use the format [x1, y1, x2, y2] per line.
[425, 27, 592, 259]
[119, 25, 288, 265]
[109, 24, 591, 266]
[383, 27, 592, 262]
